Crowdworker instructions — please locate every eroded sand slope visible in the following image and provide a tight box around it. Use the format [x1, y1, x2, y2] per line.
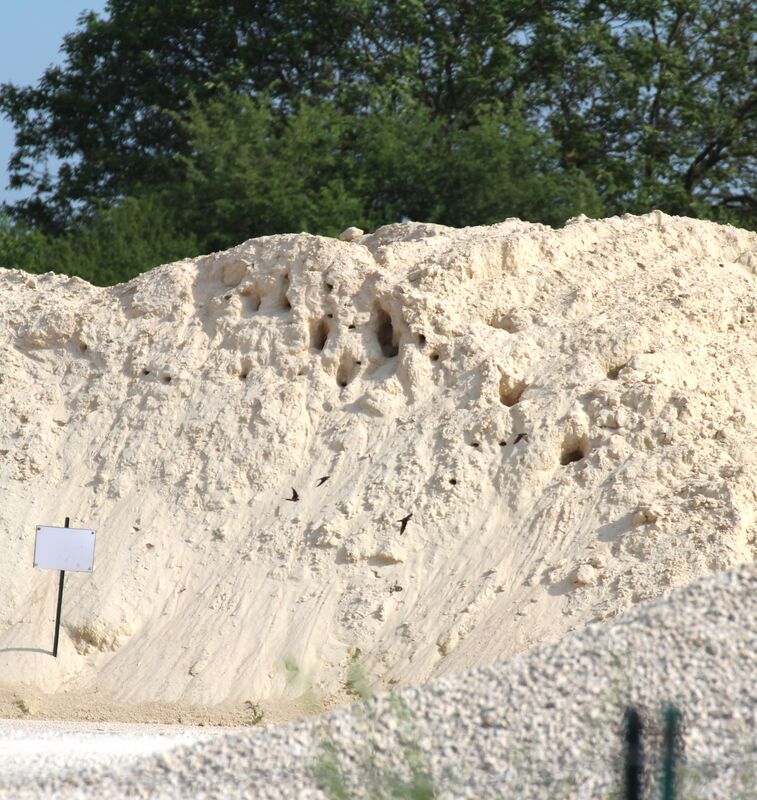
[0, 212, 755, 715]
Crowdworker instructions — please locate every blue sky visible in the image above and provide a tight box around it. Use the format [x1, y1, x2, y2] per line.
[0, 0, 107, 204]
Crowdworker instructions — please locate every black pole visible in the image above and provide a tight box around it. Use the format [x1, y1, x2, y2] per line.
[623, 706, 644, 800]
[52, 517, 69, 658]
[661, 705, 681, 800]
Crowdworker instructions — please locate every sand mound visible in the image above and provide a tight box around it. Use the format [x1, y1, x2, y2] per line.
[0, 212, 755, 716]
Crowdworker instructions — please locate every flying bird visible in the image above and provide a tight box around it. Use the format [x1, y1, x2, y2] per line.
[398, 513, 412, 535]
[316, 476, 330, 487]
[285, 487, 299, 502]
[514, 433, 529, 444]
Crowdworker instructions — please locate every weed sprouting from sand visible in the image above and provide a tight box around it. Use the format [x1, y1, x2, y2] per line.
[282, 654, 323, 715]
[310, 655, 439, 799]
[314, 740, 352, 800]
[312, 697, 437, 800]
[344, 651, 373, 701]
[244, 699, 264, 725]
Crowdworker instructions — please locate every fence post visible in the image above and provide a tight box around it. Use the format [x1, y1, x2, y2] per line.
[623, 706, 644, 800]
[660, 705, 681, 800]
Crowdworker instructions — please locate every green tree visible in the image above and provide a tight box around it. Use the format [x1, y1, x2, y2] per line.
[529, 0, 757, 226]
[168, 93, 602, 250]
[170, 94, 365, 251]
[0, 195, 196, 285]
[0, 1, 613, 229]
[1, 1, 754, 235]
[0, 1, 366, 231]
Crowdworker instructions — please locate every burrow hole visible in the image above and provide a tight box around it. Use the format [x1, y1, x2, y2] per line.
[281, 273, 292, 310]
[141, 368, 151, 376]
[162, 373, 172, 384]
[449, 478, 458, 485]
[336, 353, 360, 388]
[310, 318, 329, 351]
[469, 440, 480, 448]
[430, 352, 440, 362]
[499, 375, 527, 407]
[607, 362, 627, 380]
[238, 359, 252, 380]
[239, 285, 261, 312]
[79, 343, 88, 352]
[560, 435, 587, 466]
[418, 333, 427, 347]
[325, 282, 334, 293]
[375, 305, 399, 358]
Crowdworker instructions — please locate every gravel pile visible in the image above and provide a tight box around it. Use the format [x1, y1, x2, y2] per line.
[3, 564, 755, 799]
[0, 720, 216, 798]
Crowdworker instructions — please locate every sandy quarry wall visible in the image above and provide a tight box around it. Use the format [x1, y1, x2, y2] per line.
[0, 212, 755, 713]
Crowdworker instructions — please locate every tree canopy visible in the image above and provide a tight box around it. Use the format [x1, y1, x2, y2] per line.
[0, 1, 754, 282]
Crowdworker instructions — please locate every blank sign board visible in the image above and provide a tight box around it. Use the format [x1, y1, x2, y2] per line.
[33, 526, 96, 572]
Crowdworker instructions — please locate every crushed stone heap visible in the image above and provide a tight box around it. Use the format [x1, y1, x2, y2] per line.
[12, 565, 751, 800]
[0, 212, 755, 716]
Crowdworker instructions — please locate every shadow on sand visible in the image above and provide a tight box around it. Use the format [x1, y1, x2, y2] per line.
[0, 646, 53, 656]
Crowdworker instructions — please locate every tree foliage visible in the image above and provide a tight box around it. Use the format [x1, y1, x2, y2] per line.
[166, 93, 602, 249]
[0, 1, 754, 284]
[530, 0, 757, 225]
[0, 197, 197, 285]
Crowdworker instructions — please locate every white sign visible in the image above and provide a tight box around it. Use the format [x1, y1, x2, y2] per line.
[33, 526, 96, 572]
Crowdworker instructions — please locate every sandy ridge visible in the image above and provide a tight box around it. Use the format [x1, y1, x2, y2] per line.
[0, 212, 755, 715]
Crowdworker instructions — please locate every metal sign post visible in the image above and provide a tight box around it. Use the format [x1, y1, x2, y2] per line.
[33, 517, 96, 658]
[52, 517, 69, 658]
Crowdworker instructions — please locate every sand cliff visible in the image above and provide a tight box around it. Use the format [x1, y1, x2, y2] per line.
[1, 212, 755, 719]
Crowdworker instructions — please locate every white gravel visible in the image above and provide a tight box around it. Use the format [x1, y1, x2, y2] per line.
[0, 720, 217, 797]
[2, 565, 755, 799]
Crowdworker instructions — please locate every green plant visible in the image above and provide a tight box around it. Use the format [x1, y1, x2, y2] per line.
[343, 650, 373, 701]
[0, 196, 198, 286]
[313, 693, 437, 800]
[282, 655, 324, 716]
[305, 652, 441, 799]
[244, 699, 264, 725]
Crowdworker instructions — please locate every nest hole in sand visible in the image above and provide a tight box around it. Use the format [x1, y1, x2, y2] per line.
[310, 318, 329, 352]
[560, 435, 587, 465]
[281, 273, 292, 310]
[607, 362, 627, 380]
[239, 285, 261, 312]
[336, 353, 360, 388]
[375, 305, 399, 358]
[499, 375, 527, 407]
